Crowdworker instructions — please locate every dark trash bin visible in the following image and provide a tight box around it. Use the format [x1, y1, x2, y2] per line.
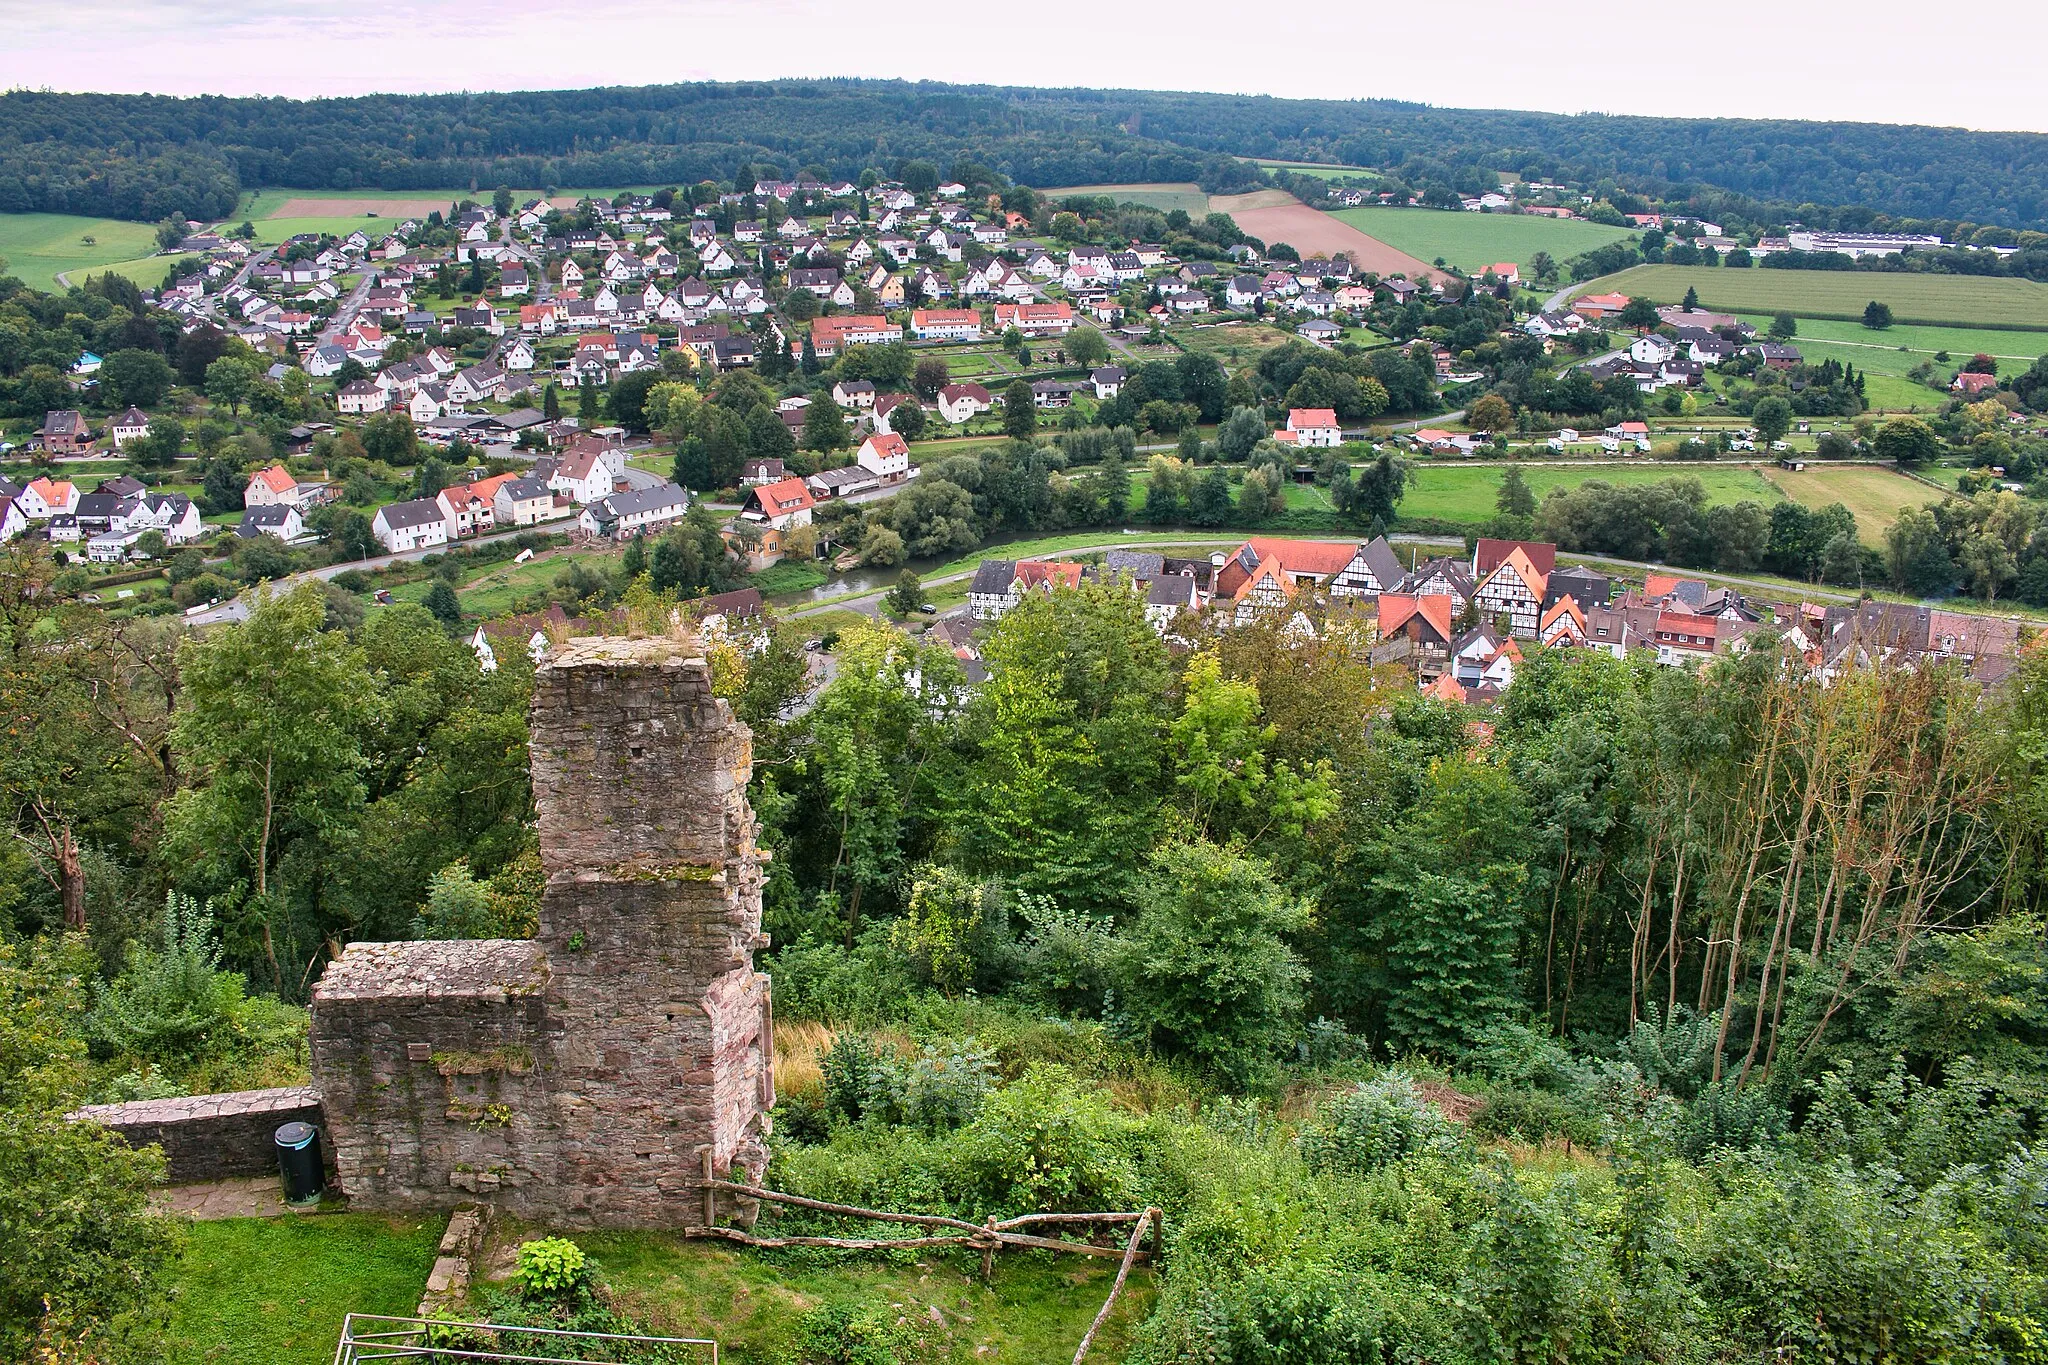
[275, 1120, 324, 1203]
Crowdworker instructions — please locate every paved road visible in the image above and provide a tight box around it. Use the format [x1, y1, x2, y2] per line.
[182, 524, 551, 624]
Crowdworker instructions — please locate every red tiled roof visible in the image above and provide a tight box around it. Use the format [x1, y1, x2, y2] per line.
[753, 476, 815, 515]
[1288, 408, 1338, 430]
[1474, 538, 1557, 578]
[1014, 560, 1083, 590]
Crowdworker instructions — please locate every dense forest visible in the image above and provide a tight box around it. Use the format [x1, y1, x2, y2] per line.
[5, 78, 2048, 228]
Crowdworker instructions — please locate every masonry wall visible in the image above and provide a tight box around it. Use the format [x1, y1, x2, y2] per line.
[307, 635, 773, 1227]
[310, 940, 553, 1208]
[69, 1086, 328, 1183]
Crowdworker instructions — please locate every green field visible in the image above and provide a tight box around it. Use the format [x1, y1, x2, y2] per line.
[1329, 206, 1636, 274]
[1038, 183, 1211, 215]
[1397, 460, 1942, 544]
[1172, 322, 1310, 364]
[1721, 312, 2048, 412]
[1578, 264, 2048, 331]
[0, 212, 178, 292]
[165, 1213, 442, 1365]
[1253, 160, 1380, 182]
[1400, 462, 1784, 524]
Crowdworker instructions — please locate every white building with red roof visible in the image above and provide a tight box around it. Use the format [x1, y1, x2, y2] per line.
[1276, 408, 1342, 448]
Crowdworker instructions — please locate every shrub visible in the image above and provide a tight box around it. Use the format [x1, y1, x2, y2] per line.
[788, 1301, 936, 1365]
[1472, 1087, 1603, 1148]
[87, 892, 246, 1066]
[951, 1064, 1139, 1213]
[515, 1237, 593, 1302]
[1298, 1072, 1469, 1176]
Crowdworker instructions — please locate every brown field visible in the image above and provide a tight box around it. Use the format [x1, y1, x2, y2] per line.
[1228, 199, 1446, 283]
[1208, 189, 1300, 212]
[272, 197, 454, 219]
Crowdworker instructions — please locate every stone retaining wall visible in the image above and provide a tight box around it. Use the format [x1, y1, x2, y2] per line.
[69, 1086, 328, 1183]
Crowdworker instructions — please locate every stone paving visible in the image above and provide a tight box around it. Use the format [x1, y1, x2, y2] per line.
[152, 1175, 301, 1219]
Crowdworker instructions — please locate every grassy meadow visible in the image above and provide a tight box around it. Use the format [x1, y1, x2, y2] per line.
[1580, 264, 2048, 330]
[1717, 312, 2048, 411]
[1330, 207, 1635, 273]
[0, 212, 178, 292]
[1038, 183, 1212, 215]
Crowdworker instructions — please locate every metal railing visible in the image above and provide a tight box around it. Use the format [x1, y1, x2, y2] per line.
[335, 1314, 717, 1365]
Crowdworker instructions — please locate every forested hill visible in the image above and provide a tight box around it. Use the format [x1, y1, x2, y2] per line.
[5, 78, 2048, 229]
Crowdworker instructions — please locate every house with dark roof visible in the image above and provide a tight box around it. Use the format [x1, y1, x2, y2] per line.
[237, 504, 305, 541]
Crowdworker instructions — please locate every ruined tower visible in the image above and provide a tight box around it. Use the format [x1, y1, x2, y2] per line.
[310, 634, 773, 1225]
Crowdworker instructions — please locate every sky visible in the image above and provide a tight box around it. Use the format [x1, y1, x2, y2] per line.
[4, 0, 2047, 133]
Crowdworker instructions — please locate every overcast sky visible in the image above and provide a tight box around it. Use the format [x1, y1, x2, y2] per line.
[6, 0, 2047, 133]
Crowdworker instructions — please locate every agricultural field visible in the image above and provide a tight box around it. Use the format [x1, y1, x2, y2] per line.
[1230, 201, 1445, 282]
[1038, 183, 1211, 215]
[1395, 460, 1942, 544]
[1328, 207, 1635, 274]
[1578, 264, 2048, 330]
[1723, 312, 2048, 412]
[1759, 463, 1948, 543]
[1399, 462, 1785, 525]
[0, 211, 179, 292]
[1251, 159, 1380, 182]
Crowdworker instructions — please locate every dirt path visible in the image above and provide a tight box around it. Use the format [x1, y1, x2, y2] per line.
[1227, 199, 1448, 284]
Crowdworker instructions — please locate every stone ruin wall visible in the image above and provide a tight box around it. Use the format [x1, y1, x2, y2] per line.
[307, 634, 773, 1226]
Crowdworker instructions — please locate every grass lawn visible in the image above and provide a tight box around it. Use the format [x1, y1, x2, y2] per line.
[751, 561, 828, 596]
[1759, 464, 1947, 543]
[1329, 207, 1635, 274]
[250, 215, 405, 244]
[163, 1213, 442, 1365]
[381, 547, 605, 619]
[0, 212, 173, 292]
[1577, 265, 2048, 330]
[581, 1234, 1155, 1365]
[1038, 183, 1210, 215]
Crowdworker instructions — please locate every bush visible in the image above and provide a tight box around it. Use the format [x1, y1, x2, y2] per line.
[951, 1064, 1139, 1213]
[788, 1301, 936, 1365]
[87, 893, 247, 1066]
[1298, 1072, 1469, 1176]
[1472, 1087, 1603, 1148]
[515, 1237, 593, 1303]
[819, 1032, 995, 1132]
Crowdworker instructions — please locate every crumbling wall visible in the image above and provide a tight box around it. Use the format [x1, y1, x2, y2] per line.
[68, 1086, 327, 1183]
[308, 634, 772, 1226]
[310, 940, 552, 1206]
[528, 638, 772, 1225]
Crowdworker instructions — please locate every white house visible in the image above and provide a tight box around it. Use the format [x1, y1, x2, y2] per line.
[237, 504, 305, 540]
[493, 476, 567, 527]
[134, 492, 204, 544]
[18, 477, 78, 520]
[336, 379, 388, 415]
[1279, 407, 1342, 448]
[937, 383, 992, 425]
[109, 407, 152, 448]
[857, 432, 911, 481]
[549, 439, 628, 503]
[372, 498, 450, 553]
[579, 481, 691, 540]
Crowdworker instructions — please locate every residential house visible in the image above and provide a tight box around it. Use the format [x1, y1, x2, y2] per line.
[1406, 557, 1476, 615]
[371, 498, 450, 553]
[1212, 538, 1358, 623]
[1329, 536, 1409, 599]
[133, 492, 203, 544]
[580, 482, 692, 540]
[109, 407, 152, 448]
[237, 504, 305, 540]
[857, 431, 911, 481]
[18, 477, 78, 520]
[1276, 407, 1342, 448]
[1474, 545, 1549, 637]
[910, 308, 983, 341]
[549, 437, 628, 503]
[928, 382, 988, 426]
[337, 379, 389, 414]
[493, 476, 569, 527]
[1091, 366, 1126, 399]
[832, 380, 877, 410]
[1376, 594, 1455, 677]
[809, 316, 902, 358]
[992, 302, 1074, 336]
[39, 410, 89, 455]
[967, 558, 1085, 621]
